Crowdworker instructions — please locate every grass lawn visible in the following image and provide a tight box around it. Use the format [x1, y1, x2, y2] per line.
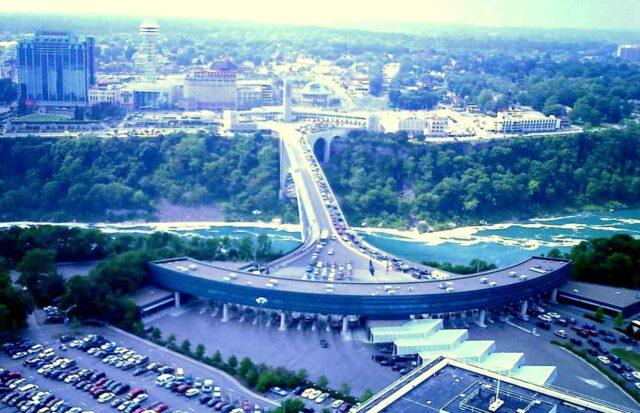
[611, 348, 640, 370]
[17, 113, 71, 122]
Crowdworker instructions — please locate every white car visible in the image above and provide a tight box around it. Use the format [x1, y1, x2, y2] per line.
[547, 312, 561, 319]
[133, 393, 148, 403]
[28, 344, 43, 354]
[632, 371, 640, 380]
[597, 356, 610, 365]
[185, 388, 200, 397]
[64, 374, 79, 384]
[331, 400, 344, 408]
[212, 386, 222, 398]
[554, 330, 567, 339]
[11, 351, 27, 360]
[538, 315, 552, 322]
[315, 393, 329, 403]
[98, 392, 114, 403]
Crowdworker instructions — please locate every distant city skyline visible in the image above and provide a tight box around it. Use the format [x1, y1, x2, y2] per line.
[1, 0, 640, 32]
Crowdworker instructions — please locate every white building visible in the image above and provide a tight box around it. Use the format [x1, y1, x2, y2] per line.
[183, 61, 238, 110]
[485, 110, 561, 134]
[425, 116, 448, 137]
[347, 73, 370, 97]
[89, 85, 126, 106]
[237, 78, 275, 109]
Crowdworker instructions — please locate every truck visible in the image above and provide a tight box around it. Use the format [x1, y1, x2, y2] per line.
[319, 229, 329, 242]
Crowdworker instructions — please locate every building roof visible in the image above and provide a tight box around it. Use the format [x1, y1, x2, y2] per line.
[559, 281, 640, 310]
[130, 285, 173, 307]
[301, 81, 333, 96]
[356, 358, 631, 413]
[474, 352, 524, 374]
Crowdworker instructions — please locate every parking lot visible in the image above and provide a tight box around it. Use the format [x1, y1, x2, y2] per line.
[0, 323, 278, 413]
[147, 297, 640, 410]
[454, 302, 640, 408]
[147, 299, 398, 396]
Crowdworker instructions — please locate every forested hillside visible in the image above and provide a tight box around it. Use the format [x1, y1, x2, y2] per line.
[0, 133, 296, 222]
[324, 128, 640, 228]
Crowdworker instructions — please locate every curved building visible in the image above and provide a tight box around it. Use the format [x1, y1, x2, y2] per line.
[149, 256, 570, 318]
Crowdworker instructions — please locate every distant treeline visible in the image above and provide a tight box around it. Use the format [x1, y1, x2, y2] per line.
[0, 133, 296, 222]
[325, 127, 640, 229]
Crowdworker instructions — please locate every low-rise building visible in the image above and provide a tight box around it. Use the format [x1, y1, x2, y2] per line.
[617, 44, 640, 62]
[485, 110, 561, 134]
[425, 116, 448, 137]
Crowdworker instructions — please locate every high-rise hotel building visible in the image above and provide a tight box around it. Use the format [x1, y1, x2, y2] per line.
[183, 60, 238, 110]
[17, 31, 95, 107]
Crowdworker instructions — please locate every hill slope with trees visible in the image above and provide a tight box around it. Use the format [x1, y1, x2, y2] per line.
[324, 127, 640, 229]
[0, 132, 296, 222]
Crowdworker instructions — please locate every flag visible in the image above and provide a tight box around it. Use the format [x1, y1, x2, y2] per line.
[369, 260, 375, 277]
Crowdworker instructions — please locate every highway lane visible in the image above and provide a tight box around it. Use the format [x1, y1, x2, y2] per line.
[265, 122, 412, 283]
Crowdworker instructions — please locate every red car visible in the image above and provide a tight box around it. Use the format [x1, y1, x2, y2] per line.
[154, 403, 169, 412]
[242, 400, 251, 412]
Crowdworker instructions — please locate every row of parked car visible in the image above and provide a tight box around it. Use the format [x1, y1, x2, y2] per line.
[0, 367, 93, 413]
[69, 333, 262, 413]
[525, 304, 640, 390]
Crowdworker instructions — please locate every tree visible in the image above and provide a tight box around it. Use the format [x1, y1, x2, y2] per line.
[238, 357, 255, 378]
[16, 248, 64, 307]
[615, 313, 624, 328]
[167, 334, 176, 348]
[0, 268, 33, 331]
[0, 78, 17, 104]
[194, 343, 205, 360]
[594, 307, 604, 322]
[151, 328, 162, 341]
[317, 375, 329, 389]
[227, 355, 239, 372]
[272, 399, 305, 413]
[211, 350, 223, 366]
[296, 369, 308, 383]
[339, 382, 351, 396]
[360, 389, 374, 402]
[180, 339, 192, 354]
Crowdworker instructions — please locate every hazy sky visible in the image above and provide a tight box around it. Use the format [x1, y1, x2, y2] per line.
[1, 0, 639, 31]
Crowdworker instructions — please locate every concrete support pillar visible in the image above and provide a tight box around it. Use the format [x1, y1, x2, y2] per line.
[341, 316, 349, 334]
[279, 312, 286, 331]
[174, 292, 181, 308]
[520, 300, 529, 320]
[222, 303, 230, 322]
[323, 139, 331, 164]
[550, 288, 558, 303]
[475, 310, 486, 328]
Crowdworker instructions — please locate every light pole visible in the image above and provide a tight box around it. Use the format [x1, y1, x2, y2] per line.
[256, 297, 268, 326]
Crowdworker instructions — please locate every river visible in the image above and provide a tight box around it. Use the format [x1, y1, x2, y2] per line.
[1, 208, 638, 267]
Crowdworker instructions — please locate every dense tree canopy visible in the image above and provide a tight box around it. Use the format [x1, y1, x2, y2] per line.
[0, 133, 295, 222]
[324, 127, 640, 228]
[0, 258, 33, 330]
[566, 234, 640, 290]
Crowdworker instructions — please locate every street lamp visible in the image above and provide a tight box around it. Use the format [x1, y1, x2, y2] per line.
[256, 297, 268, 326]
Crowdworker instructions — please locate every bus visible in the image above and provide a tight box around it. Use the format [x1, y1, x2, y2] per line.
[320, 229, 329, 242]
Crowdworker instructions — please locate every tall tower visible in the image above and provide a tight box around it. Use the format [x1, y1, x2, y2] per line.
[282, 77, 292, 122]
[139, 19, 160, 83]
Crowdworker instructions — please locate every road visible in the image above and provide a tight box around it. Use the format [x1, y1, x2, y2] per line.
[265, 121, 414, 283]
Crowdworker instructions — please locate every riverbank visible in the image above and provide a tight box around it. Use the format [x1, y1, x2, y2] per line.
[0, 208, 637, 268]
